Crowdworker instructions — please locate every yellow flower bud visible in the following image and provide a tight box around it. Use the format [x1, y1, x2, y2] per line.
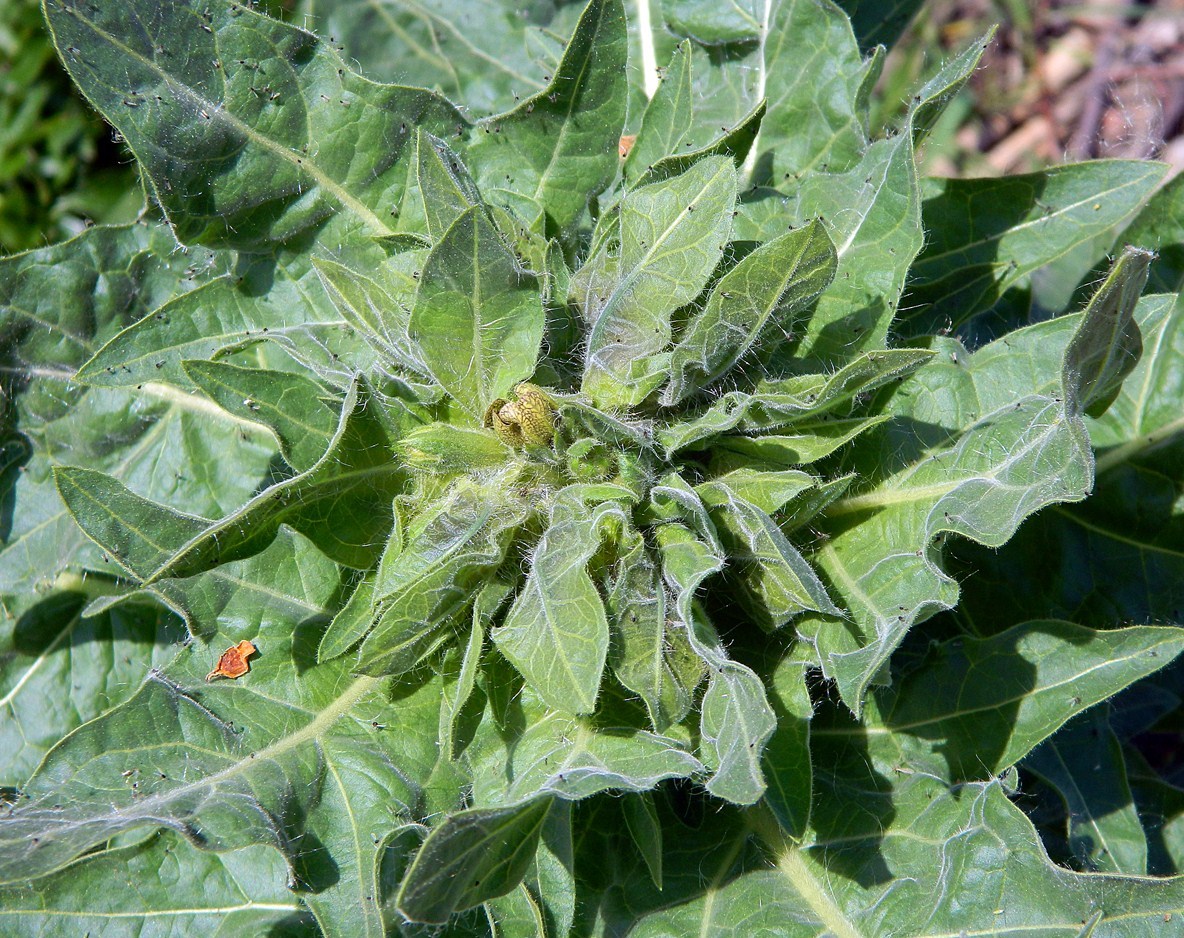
[512, 383, 557, 447]
[482, 384, 555, 448]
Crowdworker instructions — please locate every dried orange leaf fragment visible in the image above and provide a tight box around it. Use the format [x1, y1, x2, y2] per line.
[206, 640, 257, 682]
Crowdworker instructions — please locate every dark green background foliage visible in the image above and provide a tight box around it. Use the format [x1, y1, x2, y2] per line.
[0, 0, 140, 251]
[1, 0, 1183, 935]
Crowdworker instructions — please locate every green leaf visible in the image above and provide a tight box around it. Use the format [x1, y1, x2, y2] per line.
[1063, 247, 1150, 417]
[0, 528, 448, 937]
[583, 156, 738, 407]
[485, 884, 548, 938]
[53, 466, 212, 580]
[296, 1, 563, 115]
[74, 245, 380, 391]
[55, 378, 396, 583]
[0, 223, 274, 592]
[623, 792, 664, 890]
[623, 40, 693, 185]
[1025, 707, 1148, 874]
[0, 382, 275, 595]
[441, 581, 508, 760]
[1118, 169, 1184, 294]
[639, 100, 766, 186]
[800, 247, 1151, 713]
[417, 130, 484, 241]
[695, 651, 777, 805]
[354, 481, 520, 676]
[659, 348, 933, 452]
[408, 207, 544, 420]
[46, 0, 463, 248]
[708, 415, 890, 469]
[1, 590, 182, 785]
[469, 704, 703, 804]
[0, 223, 224, 384]
[467, 0, 627, 235]
[133, 527, 343, 642]
[164, 377, 395, 575]
[182, 359, 338, 471]
[733, 33, 983, 365]
[606, 528, 702, 731]
[315, 570, 378, 664]
[396, 797, 554, 924]
[875, 620, 1184, 781]
[0, 833, 314, 936]
[762, 656, 813, 840]
[664, 219, 837, 405]
[904, 161, 1167, 336]
[492, 496, 620, 715]
[949, 292, 1183, 632]
[398, 423, 513, 474]
[704, 483, 841, 628]
[696, 468, 817, 516]
[654, 519, 776, 804]
[788, 35, 986, 363]
[661, 0, 871, 181]
[312, 254, 431, 381]
[615, 780, 1184, 937]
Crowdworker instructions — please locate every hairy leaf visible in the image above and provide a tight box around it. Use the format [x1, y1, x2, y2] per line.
[409, 207, 544, 420]
[583, 156, 737, 407]
[493, 496, 621, 714]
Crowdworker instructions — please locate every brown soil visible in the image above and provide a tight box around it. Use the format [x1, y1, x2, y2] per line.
[896, 0, 1184, 178]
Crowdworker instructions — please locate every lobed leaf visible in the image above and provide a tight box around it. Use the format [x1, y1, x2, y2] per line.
[801, 246, 1152, 713]
[659, 348, 932, 452]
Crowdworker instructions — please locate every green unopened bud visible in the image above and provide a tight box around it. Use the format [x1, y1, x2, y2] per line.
[400, 423, 511, 473]
[483, 383, 556, 448]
